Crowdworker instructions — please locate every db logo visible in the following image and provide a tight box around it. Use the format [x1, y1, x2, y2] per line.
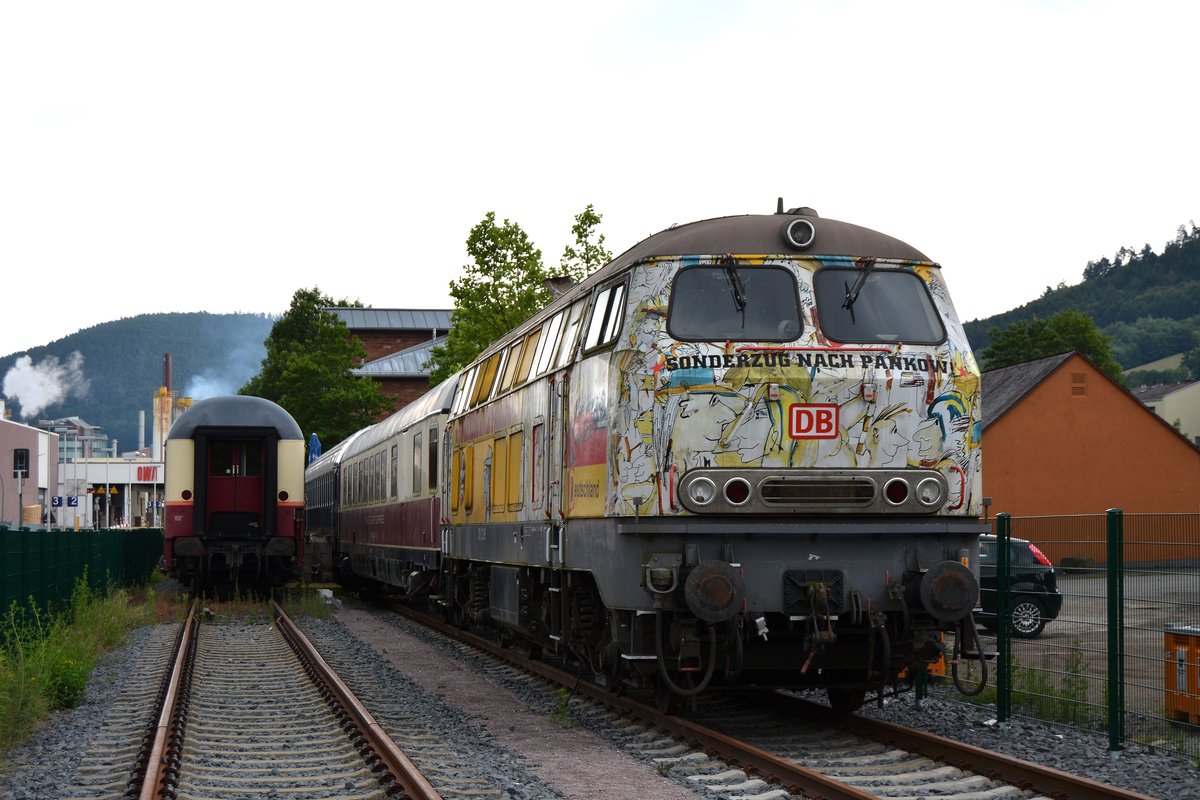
[789, 404, 839, 439]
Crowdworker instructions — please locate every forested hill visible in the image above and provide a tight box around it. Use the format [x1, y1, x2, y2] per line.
[964, 223, 1200, 369]
[1, 312, 273, 454]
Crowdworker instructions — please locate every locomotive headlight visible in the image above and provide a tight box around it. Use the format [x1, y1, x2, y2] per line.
[686, 477, 717, 506]
[915, 477, 943, 507]
[784, 218, 816, 248]
[181, 489, 193, 501]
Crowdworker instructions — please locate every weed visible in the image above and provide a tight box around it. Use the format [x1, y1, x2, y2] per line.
[550, 687, 572, 726]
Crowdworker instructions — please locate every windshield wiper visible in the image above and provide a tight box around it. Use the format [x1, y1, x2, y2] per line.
[842, 257, 877, 323]
[720, 254, 747, 314]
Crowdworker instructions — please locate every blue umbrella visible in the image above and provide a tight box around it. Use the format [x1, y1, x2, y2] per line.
[307, 433, 322, 465]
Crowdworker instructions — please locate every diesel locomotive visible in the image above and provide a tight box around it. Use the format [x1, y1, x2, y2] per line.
[309, 203, 986, 708]
[165, 395, 307, 591]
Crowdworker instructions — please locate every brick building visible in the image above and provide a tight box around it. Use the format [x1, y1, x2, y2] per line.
[326, 308, 453, 418]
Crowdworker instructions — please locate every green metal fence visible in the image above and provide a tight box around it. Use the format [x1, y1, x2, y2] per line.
[0, 527, 163, 615]
[972, 511, 1200, 761]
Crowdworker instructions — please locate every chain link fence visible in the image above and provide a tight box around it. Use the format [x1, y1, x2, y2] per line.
[957, 511, 1200, 761]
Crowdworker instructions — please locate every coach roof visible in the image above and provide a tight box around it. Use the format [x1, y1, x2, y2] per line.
[167, 395, 304, 440]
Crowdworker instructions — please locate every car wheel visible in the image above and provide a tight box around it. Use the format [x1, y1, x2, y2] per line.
[1010, 596, 1047, 638]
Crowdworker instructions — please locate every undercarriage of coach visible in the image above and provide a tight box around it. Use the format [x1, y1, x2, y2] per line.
[434, 550, 985, 712]
[172, 523, 296, 595]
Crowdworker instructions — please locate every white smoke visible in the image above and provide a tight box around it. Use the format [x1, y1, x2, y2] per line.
[186, 372, 239, 401]
[184, 341, 264, 401]
[2, 352, 91, 418]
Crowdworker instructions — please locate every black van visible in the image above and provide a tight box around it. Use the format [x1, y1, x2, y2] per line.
[977, 534, 1064, 638]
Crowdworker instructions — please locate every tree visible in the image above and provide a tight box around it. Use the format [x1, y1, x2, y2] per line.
[980, 309, 1125, 382]
[557, 204, 613, 285]
[425, 213, 551, 386]
[241, 287, 391, 446]
[1182, 331, 1200, 380]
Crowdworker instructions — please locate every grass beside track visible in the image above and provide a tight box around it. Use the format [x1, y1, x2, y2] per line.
[0, 574, 330, 766]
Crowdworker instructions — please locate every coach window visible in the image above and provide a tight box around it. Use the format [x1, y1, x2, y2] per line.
[554, 299, 588, 368]
[583, 281, 626, 351]
[669, 265, 802, 342]
[412, 432, 423, 496]
[812, 267, 945, 344]
[391, 445, 398, 500]
[428, 426, 438, 491]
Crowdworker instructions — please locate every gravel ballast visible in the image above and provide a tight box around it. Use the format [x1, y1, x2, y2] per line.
[2, 605, 1198, 800]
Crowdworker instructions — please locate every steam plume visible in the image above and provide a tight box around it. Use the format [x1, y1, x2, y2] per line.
[2, 352, 91, 418]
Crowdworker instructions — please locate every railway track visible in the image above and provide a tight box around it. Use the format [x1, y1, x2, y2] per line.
[387, 601, 1161, 800]
[141, 599, 439, 799]
[65, 600, 440, 800]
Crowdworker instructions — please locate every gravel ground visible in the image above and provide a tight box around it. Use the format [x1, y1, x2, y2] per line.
[2, 601, 1198, 800]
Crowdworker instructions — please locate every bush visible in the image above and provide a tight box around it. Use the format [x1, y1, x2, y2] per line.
[0, 572, 155, 752]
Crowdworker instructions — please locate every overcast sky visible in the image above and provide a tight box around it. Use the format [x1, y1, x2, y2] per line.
[2, 0, 1196, 359]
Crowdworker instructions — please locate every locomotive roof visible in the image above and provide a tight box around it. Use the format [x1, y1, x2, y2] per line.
[167, 395, 304, 440]
[605, 210, 930, 272]
[475, 209, 934, 361]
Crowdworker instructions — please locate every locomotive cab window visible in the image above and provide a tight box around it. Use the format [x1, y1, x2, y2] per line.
[813, 267, 946, 344]
[583, 281, 626, 351]
[668, 265, 802, 342]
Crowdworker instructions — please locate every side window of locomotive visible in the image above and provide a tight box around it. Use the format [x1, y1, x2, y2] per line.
[554, 299, 588, 368]
[515, 328, 540, 385]
[451, 448, 461, 510]
[488, 348, 511, 401]
[507, 429, 523, 510]
[471, 352, 501, 408]
[497, 340, 523, 394]
[583, 282, 626, 351]
[583, 284, 628, 352]
[452, 366, 477, 415]
[813, 268, 946, 344]
[464, 445, 474, 514]
[667, 266, 801, 341]
[532, 311, 566, 376]
[491, 435, 507, 511]
[531, 422, 545, 508]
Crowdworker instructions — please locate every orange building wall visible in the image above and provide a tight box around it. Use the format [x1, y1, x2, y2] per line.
[984, 354, 1200, 518]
